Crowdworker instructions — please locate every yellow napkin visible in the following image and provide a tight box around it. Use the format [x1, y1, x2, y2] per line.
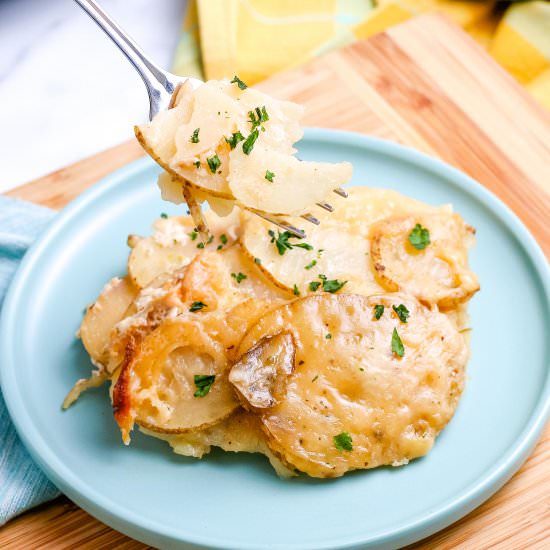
[172, 0, 550, 111]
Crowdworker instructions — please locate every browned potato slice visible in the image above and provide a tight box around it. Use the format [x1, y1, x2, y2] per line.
[113, 315, 240, 443]
[230, 332, 296, 409]
[80, 276, 138, 365]
[143, 410, 295, 477]
[128, 210, 240, 288]
[233, 293, 468, 478]
[370, 213, 479, 308]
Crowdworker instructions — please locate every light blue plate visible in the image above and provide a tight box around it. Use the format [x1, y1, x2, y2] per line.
[2, 130, 550, 550]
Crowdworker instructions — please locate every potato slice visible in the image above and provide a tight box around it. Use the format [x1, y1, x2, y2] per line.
[234, 293, 468, 478]
[113, 315, 240, 443]
[128, 210, 240, 288]
[240, 211, 380, 296]
[79, 276, 138, 365]
[370, 212, 480, 308]
[143, 410, 295, 477]
[229, 146, 352, 216]
[230, 332, 296, 409]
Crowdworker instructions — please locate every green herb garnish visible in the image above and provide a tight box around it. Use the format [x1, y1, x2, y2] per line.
[193, 374, 216, 397]
[242, 129, 259, 155]
[231, 272, 247, 284]
[374, 304, 385, 320]
[318, 274, 347, 293]
[193, 160, 201, 168]
[305, 260, 317, 270]
[189, 301, 207, 312]
[392, 304, 410, 323]
[206, 154, 221, 174]
[408, 223, 430, 250]
[190, 128, 200, 143]
[325, 333, 332, 339]
[265, 170, 275, 182]
[230, 75, 248, 90]
[293, 284, 300, 296]
[391, 328, 404, 357]
[309, 281, 321, 292]
[197, 242, 205, 249]
[334, 432, 353, 452]
[220, 234, 228, 245]
[160, 212, 168, 219]
[248, 106, 269, 129]
[294, 243, 313, 251]
[189, 230, 198, 241]
[225, 131, 244, 150]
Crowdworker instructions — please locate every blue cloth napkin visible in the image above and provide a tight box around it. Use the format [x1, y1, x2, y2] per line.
[0, 195, 60, 525]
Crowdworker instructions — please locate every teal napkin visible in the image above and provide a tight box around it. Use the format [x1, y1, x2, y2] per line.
[0, 196, 60, 525]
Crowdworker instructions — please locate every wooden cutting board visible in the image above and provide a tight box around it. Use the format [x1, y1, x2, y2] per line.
[2, 14, 550, 550]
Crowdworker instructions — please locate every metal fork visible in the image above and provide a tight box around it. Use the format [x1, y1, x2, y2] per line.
[73, 0, 346, 238]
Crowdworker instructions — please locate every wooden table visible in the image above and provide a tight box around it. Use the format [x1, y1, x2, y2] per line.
[2, 14, 550, 550]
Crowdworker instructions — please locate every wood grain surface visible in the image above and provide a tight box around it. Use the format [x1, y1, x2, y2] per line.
[2, 14, 549, 550]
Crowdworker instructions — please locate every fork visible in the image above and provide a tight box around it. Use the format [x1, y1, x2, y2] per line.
[73, 0, 347, 238]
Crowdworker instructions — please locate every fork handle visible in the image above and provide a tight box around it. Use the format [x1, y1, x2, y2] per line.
[73, 0, 175, 119]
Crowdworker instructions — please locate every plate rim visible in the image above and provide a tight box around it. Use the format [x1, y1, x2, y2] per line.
[1, 128, 549, 549]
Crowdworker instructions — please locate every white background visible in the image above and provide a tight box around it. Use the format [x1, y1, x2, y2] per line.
[0, 0, 187, 192]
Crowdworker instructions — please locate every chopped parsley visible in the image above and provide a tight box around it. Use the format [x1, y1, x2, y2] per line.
[408, 223, 431, 250]
[374, 304, 385, 320]
[207, 235, 214, 244]
[325, 333, 332, 339]
[217, 244, 223, 250]
[309, 281, 321, 292]
[318, 274, 347, 293]
[268, 230, 312, 255]
[160, 212, 168, 219]
[242, 129, 259, 155]
[190, 128, 200, 143]
[225, 131, 244, 150]
[265, 170, 275, 182]
[293, 284, 300, 296]
[193, 160, 201, 168]
[248, 106, 269, 130]
[231, 272, 247, 284]
[294, 242, 313, 251]
[391, 328, 405, 357]
[206, 154, 221, 174]
[254, 257, 262, 265]
[189, 230, 198, 241]
[305, 260, 317, 270]
[230, 75, 248, 90]
[193, 374, 216, 397]
[197, 242, 205, 249]
[392, 304, 410, 323]
[189, 301, 207, 312]
[334, 432, 353, 452]
[220, 233, 228, 245]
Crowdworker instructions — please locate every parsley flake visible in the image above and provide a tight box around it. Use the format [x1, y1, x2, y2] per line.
[160, 212, 168, 219]
[305, 260, 317, 270]
[392, 304, 410, 323]
[193, 160, 201, 168]
[206, 154, 221, 174]
[309, 281, 321, 292]
[225, 131, 244, 150]
[294, 243, 313, 251]
[318, 274, 347, 293]
[293, 284, 300, 296]
[231, 272, 247, 284]
[334, 432, 353, 452]
[193, 374, 216, 397]
[190, 128, 200, 143]
[391, 328, 405, 357]
[374, 304, 385, 320]
[325, 333, 332, 339]
[189, 230, 198, 241]
[408, 223, 431, 250]
[220, 234, 228, 245]
[230, 75, 248, 90]
[242, 129, 259, 155]
[189, 301, 207, 312]
[197, 242, 205, 249]
[265, 170, 275, 182]
[248, 106, 269, 130]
